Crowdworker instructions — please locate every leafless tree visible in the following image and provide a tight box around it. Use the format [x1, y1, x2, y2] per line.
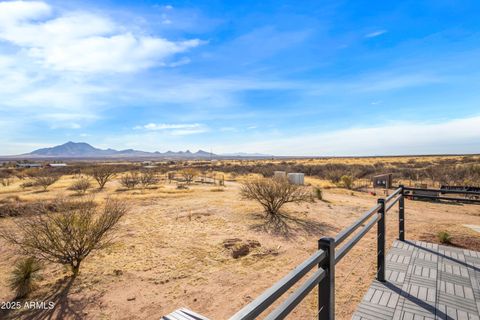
[89, 166, 116, 189]
[120, 172, 140, 189]
[240, 177, 313, 217]
[33, 174, 60, 191]
[0, 198, 128, 275]
[139, 170, 158, 188]
[180, 168, 199, 184]
[68, 177, 91, 195]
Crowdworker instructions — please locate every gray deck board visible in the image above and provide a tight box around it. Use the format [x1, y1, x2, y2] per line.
[353, 240, 480, 320]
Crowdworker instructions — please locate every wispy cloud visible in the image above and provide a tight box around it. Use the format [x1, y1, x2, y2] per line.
[134, 123, 208, 135]
[365, 30, 387, 38]
[135, 123, 202, 130]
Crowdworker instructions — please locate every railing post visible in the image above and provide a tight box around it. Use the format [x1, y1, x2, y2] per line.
[377, 199, 386, 282]
[318, 237, 335, 320]
[399, 185, 405, 241]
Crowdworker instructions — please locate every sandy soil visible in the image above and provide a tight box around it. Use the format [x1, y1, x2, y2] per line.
[0, 175, 479, 320]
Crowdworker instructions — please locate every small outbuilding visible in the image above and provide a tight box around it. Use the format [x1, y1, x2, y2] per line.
[372, 173, 392, 189]
[287, 173, 304, 185]
[48, 163, 67, 167]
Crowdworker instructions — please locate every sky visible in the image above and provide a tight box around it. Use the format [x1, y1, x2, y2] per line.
[1, 0, 480, 156]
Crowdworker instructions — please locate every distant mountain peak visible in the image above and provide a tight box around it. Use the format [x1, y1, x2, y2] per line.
[12, 142, 272, 159]
[195, 150, 212, 155]
[29, 141, 101, 156]
[23, 142, 215, 159]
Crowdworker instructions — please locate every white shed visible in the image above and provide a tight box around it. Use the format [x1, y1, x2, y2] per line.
[48, 163, 67, 167]
[287, 173, 304, 185]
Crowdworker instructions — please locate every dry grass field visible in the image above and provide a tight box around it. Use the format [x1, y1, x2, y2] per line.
[0, 158, 479, 320]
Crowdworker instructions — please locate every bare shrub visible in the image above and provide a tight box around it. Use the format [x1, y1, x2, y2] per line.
[33, 174, 60, 191]
[0, 202, 34, 218]
[0, 198, 128, 275]
[180, 168, 199, 184]
[240, 177, 313, 217]
[325, 169, 344, 183]
[0, 172, 13, 187]
[20, 180, 36, 190]
[1, 178, 13, 187]
[89, 166, 117, 189]
[68, 177, 91, 195]
[120, 172, 140, 189]
[14, 170, 28, 180]
[1, 198, 96, 218]
[139, 170, 158, 188]
[340, 175, 355, 189]
[9, 257, 42, 298]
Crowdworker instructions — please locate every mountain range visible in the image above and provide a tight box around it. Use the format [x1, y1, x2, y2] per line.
[4, 142, 271, 159]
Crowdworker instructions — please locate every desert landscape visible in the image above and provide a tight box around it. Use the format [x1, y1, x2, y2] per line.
[2, 1, 480, 319]
[1, 154, 479, 319]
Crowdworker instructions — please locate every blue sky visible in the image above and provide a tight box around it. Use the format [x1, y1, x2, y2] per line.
[1, 0, 480, 156]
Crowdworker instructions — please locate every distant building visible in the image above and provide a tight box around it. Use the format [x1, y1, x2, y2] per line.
[372, 173, 392, 189]
[47, 163, 67, 167]
[16, 163, 42, 168]
[287, 173, 304, 185]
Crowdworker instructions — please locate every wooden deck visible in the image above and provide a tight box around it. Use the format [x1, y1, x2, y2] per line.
[353, 240, 480, 320]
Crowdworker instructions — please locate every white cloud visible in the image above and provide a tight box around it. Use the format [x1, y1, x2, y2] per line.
[134, 123, 208, 135]
[365, 30, 387, 38]
[0, 1, 51, 24]
[0, 1, 206, 134]
[136, 123, 202, 130]
[0, 1, 204, 73]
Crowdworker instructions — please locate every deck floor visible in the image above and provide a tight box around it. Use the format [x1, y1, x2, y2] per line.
[353, 240, 480, 320]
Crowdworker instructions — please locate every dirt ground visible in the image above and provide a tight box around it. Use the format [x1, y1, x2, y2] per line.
[0, 174, 479, 320]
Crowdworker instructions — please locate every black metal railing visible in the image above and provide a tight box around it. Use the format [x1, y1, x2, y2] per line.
[230, 185, 480, 320]
[403, 186, 480, 203]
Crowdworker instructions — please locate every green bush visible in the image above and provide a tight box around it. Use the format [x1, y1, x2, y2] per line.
[314, 187, 323, 200]
[9, 257, 42, 298]
[437, 231, 452, 244]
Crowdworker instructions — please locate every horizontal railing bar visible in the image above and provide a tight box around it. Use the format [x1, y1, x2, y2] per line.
[385, 187, 402, 202]
[405, 194, 480, 203]
[385, 195, 402, 212]
[229, 249, 327, 320]
[404, 187, 480, 196]
[334, 204, 381, 246]
[335, 213, 380, 264]
[264, 268, 327, 320]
